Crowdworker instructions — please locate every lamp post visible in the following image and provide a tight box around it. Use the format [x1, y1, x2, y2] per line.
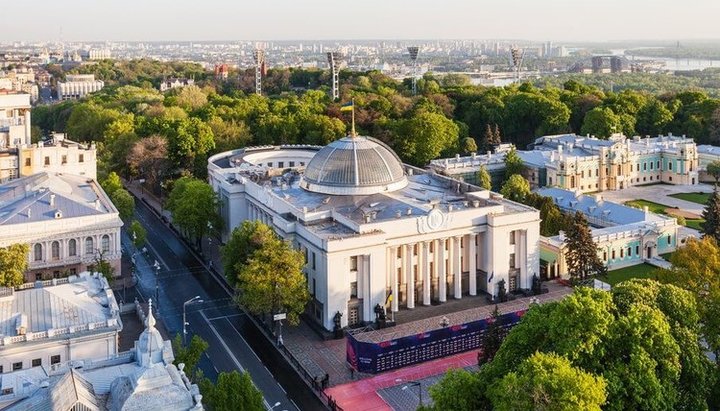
[269, 401, 281, 410]
[183, 296, 204, 345]
[153, 260, 161, 312]
[396, 378, 423, 407]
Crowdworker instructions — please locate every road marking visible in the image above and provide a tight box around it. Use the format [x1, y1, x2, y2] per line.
[144, 240, 170, 271]
[199, 310, 245, 372]
[223, 318, 265, 364]
[204, 313, 245, 321]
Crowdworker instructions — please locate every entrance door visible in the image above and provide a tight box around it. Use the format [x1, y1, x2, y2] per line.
[646, 247, 652, 259]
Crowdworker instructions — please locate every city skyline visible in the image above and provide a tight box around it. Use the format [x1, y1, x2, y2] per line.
[4, 0, 720, 43]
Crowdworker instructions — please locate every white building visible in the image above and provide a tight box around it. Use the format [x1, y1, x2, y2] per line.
[57, 74, 105, 100]
[160, 78, 195, 92]
[536, 188, 679, 279]
[208, 136, 540, 331]
[0, 300, 203, 410]
[0, 172, 123, 282]
[0, 272, 122, 376]
[0, 93, 31, 150]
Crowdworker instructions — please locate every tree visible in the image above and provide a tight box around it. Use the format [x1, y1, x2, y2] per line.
[563, 211, 606, 281]
[706, 160, 720, 185]
[221, 221, 277, 287]
[488, 352, 607, 411]
[477, 166, 492, 190]
[503, 148, 524, 180]
[172, 334, 209, 382]
[636, 99, 673, 136]
[424, 369, 484, 411]
[127, 135, 170, 193]
[129, 220, 147, 248]
[462, 137, 477, 154]
[702, 188, 720, 242]
[199, 371, 264, 411]
[478, 124, 495, 152]
[581, 106, 621, 138]
[110, 188, 135, 222]
[500, 174, 530, 203]
[396, 110, 459, 166]
[174, 85, 208, 111]
[166, 177, 222, 250]
[236, 235, 310, 325]
[92, 251, 115, 285]
[478, 306, 506, 365]
[0, 244, 29, 287]
[101, 172, 123, 197]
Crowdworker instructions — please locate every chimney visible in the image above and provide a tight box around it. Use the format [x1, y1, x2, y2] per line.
[27, 208, 31, 218]
[643, 206, 649, 214]
[49, 194, 55, 206]
[95, 199, 101, 210]
[558, 230, 566, 241]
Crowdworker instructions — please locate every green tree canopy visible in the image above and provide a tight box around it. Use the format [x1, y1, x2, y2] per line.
[221, 221, 277, 287]
[172, 334, 209, 382]
[396, 110, 459, 166]
[702, 188, 720, 242]
[166, 177, 222, 249]
[0, 244, 29, 287]
[581, 106, 621, 138]
[129, 220, 147, 248]
[563, 211, 606, 281]
[477, 166, 492, 190]
[488, 352, 607, 411]
[500, 174, 530, 203]
[503, 148, 524, 180]
[101, 172, 123, 197]
[110, 188, 135, 222]
[199, 371, 264, 411]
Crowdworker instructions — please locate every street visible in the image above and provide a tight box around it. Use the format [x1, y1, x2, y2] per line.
[125, 198, 324, 411]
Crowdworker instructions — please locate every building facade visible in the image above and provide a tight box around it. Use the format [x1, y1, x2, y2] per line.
[160, 77, 195, 92]
[209, 137, 540, 331]
[0, 272, 122, 376]
[535, 188, 679, 279]
[57, 74, 104, 100]
[0, 173, 123, 282]
[433, 133, 700, 194]
[0, 93, 31, 150]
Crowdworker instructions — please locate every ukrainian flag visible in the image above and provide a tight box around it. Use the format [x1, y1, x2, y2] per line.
[385, 290, 393, 305]
[340, 101, 354, 112]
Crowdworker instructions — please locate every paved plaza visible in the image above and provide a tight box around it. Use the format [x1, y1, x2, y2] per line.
[598, 183, 714, 217]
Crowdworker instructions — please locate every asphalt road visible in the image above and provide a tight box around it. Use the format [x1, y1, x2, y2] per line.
[128, 198, 324, 411]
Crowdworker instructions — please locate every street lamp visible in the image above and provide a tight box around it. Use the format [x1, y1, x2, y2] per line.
[396, 378, 423, 407]
[269, 402, 281, 410]
[153, 260, 161, 312]
[183, 296, 204, 345]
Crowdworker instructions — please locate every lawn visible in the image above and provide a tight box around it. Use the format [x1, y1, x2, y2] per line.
[603, 263, 660, 286]
[686, 219, 705, 230]
[669, 192, 711, 205]
[624, 199, 670, 215]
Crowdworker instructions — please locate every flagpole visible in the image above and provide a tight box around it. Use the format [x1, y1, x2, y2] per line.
[351, 98, 356, 137]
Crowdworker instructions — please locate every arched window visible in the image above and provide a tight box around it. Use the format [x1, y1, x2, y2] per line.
[68, 239, 77, 257]
[101, 235, 110, 253]
[34, 244, 43, 261]
[51, 241, 60, 260]
[85, 237, 94, 255]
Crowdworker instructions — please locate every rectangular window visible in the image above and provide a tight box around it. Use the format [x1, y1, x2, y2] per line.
[35, 273, 42, 281]
[509, 253, 516, 269]
[603, 251, 607, 261]
[312, 279, 316, 296]
[312, 253, 316, 270]
[12, 362, 22, 371]
[509, 231, 515, 245]
[430, 242, 435, 252]
[51, 355, 61, 365]
[278, 161, 284, 168]
[657, 161, 661, 169]
[350, 256, 358, 271]
[636, 245, 640, 255]
[413, 244, 418, 256]
[397, 247, 402, 258]
[643, 163, 647, 171]
[61, 155, 67, 164]
[595, 169, 599, 177]
[612, 250, 616, 259]
[24, 158, 31, 166]
[627, 247, 632, 256]
[289, 161, 295, 167]
[650, 162, 654, 170]
[79, 154, 84, 163]
[668, 235, 672, 245]
[32, 358, 41, 367]
[350, 281, 357, 298]
[620, 249, 624, 258]
[669, 162, 672, 171]
[44, 156, 50, 166]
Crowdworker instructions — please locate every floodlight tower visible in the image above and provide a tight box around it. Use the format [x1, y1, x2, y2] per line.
[253, 47, 266, 96]
[510, 45, 525, 81]
[407, 46, 420, 95]
[326, 51, 341, 101]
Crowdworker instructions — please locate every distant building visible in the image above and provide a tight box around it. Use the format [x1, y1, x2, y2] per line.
[0, 172, 123, 282]
[0, 300, 204, 410]
[159, 77, 195, 92]
[0, 92, 31, 150]
[57, 74, 104, 100]
[209, 136, 541, 331]
[433, 133, 700, 194]
[85, 49, 112, 60]
[536, 188, 679, 279]
[214, 64, 229, 81]
[18, 134, 98, 181]
[0, 272, 122, 377]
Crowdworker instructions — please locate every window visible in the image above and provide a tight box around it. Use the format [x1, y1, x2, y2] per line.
[24, 158, 31, 166]
[289, 161, 295, 167]
[636, 245, 640, 255]
[51, 355, 61, 365]
[12, 362, 22, 371]
[101, 235, 110, 253]
[509, 231, 515, 245]
[581, 170, 585, 178]
[650, 161, 654, 170]
[51, 241, 60, 260]
[53, 271, 60, 279]
[350, 256, 358, 271]
[44, 156, 50, 166]
[32, 358, 41, 367]
[35, 273, 42, 281]
[669, 176, 672, 181]
[612, 250, 616, 259]
[669, 162, 672, 171]
[445, 240, 449, 250]
[312, 279, 316, 296]
[79, 154, 84, 163]
[312, 252, 316, 270]
[413, 244, 418, 256]
[34, 243, 43, 261]
[643, 162, 647, 171]
[69, 239, 76, 256]
[85, 237, 94, 255]
[595, 169, 599, 177]
[350, 281, 357, 298]
[570, 176, 575, 188]
[620, 248, 624, 258]
[278, 161, 284, 168]
[509, 253, 516, 269]
[668, 235, 672, 245]
[396, 247, 401, 258]
[627, 247, 632, 256]
[603, 251, 607, 261]
[657, 161, 660, 169]
[69, 268, 76, 275]
[430, 242, 435, 252]
[61, 155, 67, 164]
[0, 365, 3, 373]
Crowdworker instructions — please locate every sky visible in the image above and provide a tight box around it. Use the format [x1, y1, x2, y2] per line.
[4, 0, 720, 42]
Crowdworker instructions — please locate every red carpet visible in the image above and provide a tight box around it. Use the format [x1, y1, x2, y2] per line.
[325, 350, 478, 411]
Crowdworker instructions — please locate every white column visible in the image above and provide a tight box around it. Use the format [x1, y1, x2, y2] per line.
[453, 236, 462, 299]
[405, 244, 415, 309]
[422, 241, 431, 306]
[469, 234, 477, 296]
[438, 239, 447, 302]
[391, 247, 399, 313]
